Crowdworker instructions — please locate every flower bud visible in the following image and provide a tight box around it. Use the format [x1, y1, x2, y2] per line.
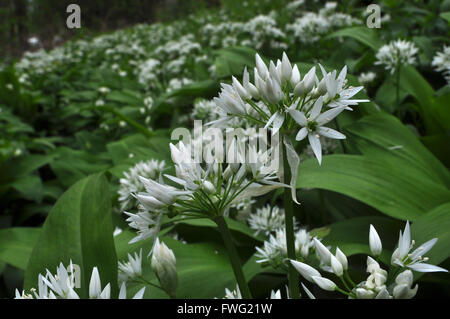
[290, 260, 321, 283]
[330, 254, 344, 277]
[290, 64, 301, 87]
[369, 224, 382, 256]
[314, 238, 331, 264]
[311, 276, 336, 291]
[202, 180, 216, 194]
[151, 238, 178, 298]
[335, 247, 348, 270]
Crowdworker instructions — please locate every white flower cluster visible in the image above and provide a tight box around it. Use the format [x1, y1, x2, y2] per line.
[125, 139, 284, 244]
[256, 227, 316, 267]
[118, 159, 165, 210]
[286, 3, 361, 44]
[248, 205, 285, 236]
[215, 52, 368, 165]
[358, 72, 377, 86]
[375, 39, 419, 74]
[290, 222, 447, 299]
[432, 45, 450, 85]
[15, 262, 145, 299]
[118, 249, 143, 284]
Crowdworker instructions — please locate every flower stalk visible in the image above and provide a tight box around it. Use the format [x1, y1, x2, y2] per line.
[282, 138, 301, 299]
[213, 215, 252, 299]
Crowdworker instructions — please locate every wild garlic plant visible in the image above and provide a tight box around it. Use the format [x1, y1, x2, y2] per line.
[290, 222, 448, 299]
[125, 136, 286, 298]
[210, 52, 368, 298]
[15, 261, 145, 299]
[375, 39, 419, 106]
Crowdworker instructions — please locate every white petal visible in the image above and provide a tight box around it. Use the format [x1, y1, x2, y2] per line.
[272, 112, 285, 135]
[133, 287, 146, 299]
[301, 283, 316, 299]
[284, 137, 300, 204]
[309, 96, 323, 120]
[316, 106, 345, 125]
[89, 267, 102, 298]
[308, 134, 322, 165]
[289, 110, 307, 126]
[295, 127, 308, 141]
[317, 127, 346, 139]
[119, 282, 127, 299]
[409, 238, 437, 261]
[407, 263, 448, 273]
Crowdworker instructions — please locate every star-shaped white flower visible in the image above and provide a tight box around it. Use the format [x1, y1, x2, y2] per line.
[289, 96, 346, 164]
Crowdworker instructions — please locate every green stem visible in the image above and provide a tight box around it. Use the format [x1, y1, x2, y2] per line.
[282, 140, 301, 299]
[213, 215, 252, 298]
[396, 65, 401, 109]
[344, 270, 356, 287]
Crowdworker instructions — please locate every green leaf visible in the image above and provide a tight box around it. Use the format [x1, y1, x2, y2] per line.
[411, 202, 450, 267]
[296, 155, 450, 221]
[326, 27, 383, 51]
[50, 147, 110, 187]
[214, 46, 257, 78]
[345, 113, 450, 188]
[0, 228, 40, 270]
[24, 173, 118, 298]
[399, 66, 443, 134]
[440, 12, 450, 23]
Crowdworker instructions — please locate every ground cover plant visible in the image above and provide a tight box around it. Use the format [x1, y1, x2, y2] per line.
[0, 0, 449, 299]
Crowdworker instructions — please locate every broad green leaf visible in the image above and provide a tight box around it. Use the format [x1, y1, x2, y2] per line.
[399, 66, 443, 134]
[0, 228, 40, 270]
[214, 46, 257, 78]
[345, 113, 450, 188]
[326, 27, 383, 51]
[296, 155, 450, 221]
[440, 12, 450, 23]
[50, 147, 111, 187]
[411, 202, 450, 267]
[24, 173, 118, 298]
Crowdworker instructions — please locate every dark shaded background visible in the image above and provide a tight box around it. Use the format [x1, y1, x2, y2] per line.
[0, 0, 219, 61]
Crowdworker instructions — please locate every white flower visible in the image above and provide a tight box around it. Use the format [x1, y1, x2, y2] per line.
[119, 282, 146, 299]
[248, 205, 285, 236]
[432, 46, 450, 85]
[256, 228, 315, 266]
[358, 72, 376, 86]
[375, 39, 418, 74]
[289, 97, 346, 164]
[89, 267, 111, 299]
[391, 221, 447, 273]
[118, 249, 143, 283]
[41, 261, 79, 299]
[151, 238, 178, 297]
[124, 206, 162, 243]
[369, 224, 382, 256]
[223, 284, 242, 299]
[393, 270, 418, 299]
[118, 159, 165, 210]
